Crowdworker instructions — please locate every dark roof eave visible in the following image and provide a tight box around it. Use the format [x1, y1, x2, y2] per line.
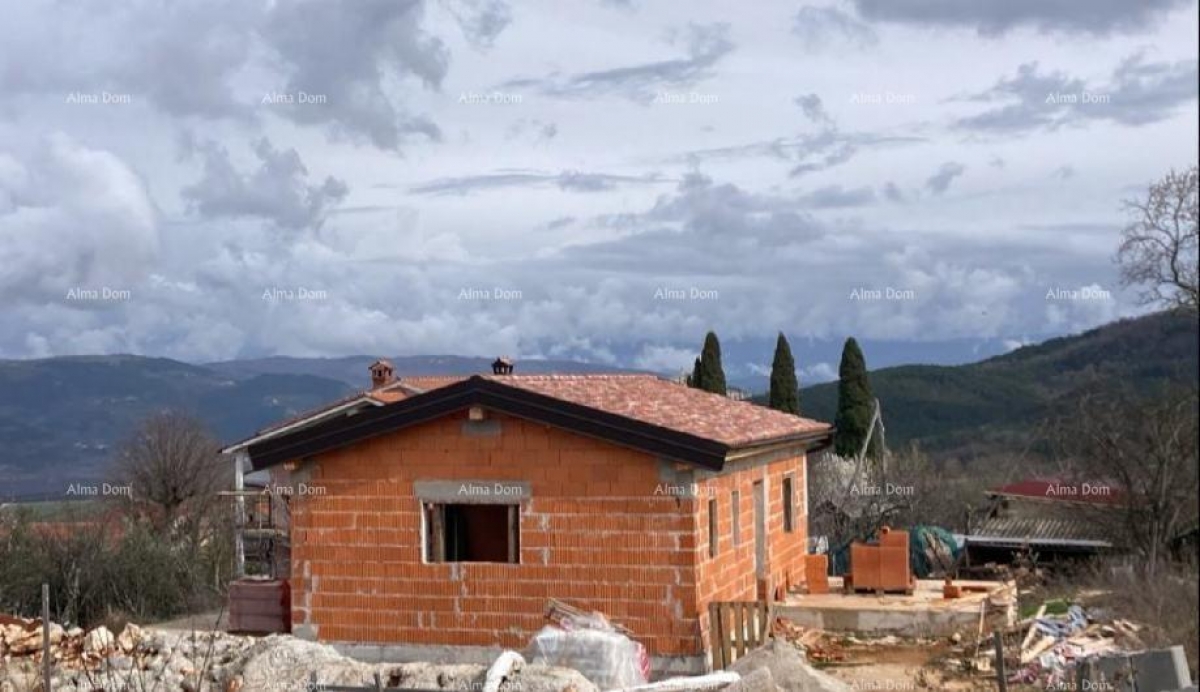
[725, 427, 835, 460]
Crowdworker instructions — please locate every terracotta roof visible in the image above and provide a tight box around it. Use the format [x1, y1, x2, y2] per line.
[249, 374, 832, 471]
[398, 374, 829, 447]
[499, 374, 830, 446]
[395, 375, 470, 393]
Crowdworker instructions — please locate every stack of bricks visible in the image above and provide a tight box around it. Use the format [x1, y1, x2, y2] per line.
[803, 554, 829, 594]
[846, 527, 912, 594]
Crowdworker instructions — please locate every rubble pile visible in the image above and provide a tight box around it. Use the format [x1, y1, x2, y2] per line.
[1, 616, 262, 691]
[0, 615, 597, 692]
[769, 619, 845, 664]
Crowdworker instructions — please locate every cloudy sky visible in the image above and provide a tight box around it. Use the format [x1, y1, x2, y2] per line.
[0, 0, 1196, 380]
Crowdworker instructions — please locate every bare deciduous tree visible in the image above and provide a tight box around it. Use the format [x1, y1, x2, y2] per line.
[1054, 386, 1199, 574]
[1117, 166, 1199, 312]
[112, 410, 228, 545]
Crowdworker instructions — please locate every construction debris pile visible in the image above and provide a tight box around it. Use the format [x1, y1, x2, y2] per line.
[528, 599, 650, 689]
[770, 618, 845, 665]
[1004, 605, 1148, 688]
[0, 614, 596, 692]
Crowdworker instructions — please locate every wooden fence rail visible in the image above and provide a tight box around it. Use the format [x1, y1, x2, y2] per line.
[708, 600, 772, 670]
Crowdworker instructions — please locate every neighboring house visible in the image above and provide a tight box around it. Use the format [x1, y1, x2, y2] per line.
[964, 479, 1123, 566]
[223, 359, 832, 675]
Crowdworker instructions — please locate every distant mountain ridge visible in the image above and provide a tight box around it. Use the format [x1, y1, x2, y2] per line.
[3, 312, 1193, 498]
[204, 355, 640, 389]
[795, 310, 1198, 461]
[0, 354, 635, 498]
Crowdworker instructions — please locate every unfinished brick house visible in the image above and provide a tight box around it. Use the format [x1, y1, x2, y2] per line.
[226, 360, 832, 675]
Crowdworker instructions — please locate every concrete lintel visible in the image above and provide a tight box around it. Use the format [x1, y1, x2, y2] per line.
[414, 479, 531, 503]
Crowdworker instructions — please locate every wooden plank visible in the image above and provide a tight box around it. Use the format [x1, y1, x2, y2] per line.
[719, 604, 733, 670]
[734, 603, 746, 659]
[708, 603, 724, 670]
[993, 631, 1008, 692]
[759, 601, 770, 641]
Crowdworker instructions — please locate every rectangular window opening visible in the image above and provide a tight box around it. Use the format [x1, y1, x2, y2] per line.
[424, 503, 520, 563]
[782, 477, 795, 533]
[708, 498, 719, 558]
[731, 490, 741, 547]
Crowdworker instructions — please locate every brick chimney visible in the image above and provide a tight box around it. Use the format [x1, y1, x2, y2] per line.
[491, 356, 514, 375]
[368, 359, 395, 389]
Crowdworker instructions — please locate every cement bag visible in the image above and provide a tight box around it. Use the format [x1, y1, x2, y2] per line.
[527, 625, 648, 689]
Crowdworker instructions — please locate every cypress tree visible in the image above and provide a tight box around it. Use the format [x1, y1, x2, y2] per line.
[768, 332, 800, 415]
[698, 332, 727, 395]
[834, 337, 878, 458]
[688, 357, 703, 389]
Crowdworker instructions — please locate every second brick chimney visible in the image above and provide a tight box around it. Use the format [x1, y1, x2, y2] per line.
[368, 359, 396, 389]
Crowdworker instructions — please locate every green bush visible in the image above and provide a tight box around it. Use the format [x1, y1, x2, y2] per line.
[0, 505, 232, 627]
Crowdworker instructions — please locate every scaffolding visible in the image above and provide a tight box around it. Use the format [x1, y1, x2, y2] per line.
[219, 489, 291, 580]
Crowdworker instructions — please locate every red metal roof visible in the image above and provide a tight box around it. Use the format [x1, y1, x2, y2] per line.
[988, 479, 1124, 505]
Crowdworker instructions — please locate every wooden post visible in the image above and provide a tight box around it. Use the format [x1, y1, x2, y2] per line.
[234, 450, 248, 578]
[374, 672, 383, 691]
[993, 630, 1007, 692]
[42, 583, 51, 692]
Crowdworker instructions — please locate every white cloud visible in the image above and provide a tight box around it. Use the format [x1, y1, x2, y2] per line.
[0, 135, 159, 303]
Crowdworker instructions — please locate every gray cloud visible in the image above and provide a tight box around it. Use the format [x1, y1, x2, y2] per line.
[409, 170, 671, 195]
[505, 119, 559, 143]
[792, 6, 877, 49]
[670, 129, 924, 177]
[1, 1, 453, 151]
[795, 93, 834, 126]
[440, 0, 513, 48]
[925, 162, 966, 195]
[0, 1, 263, 120]
[853, 0, 1190, 35]
[955, 55, 1198, 134]
[1052, 165, 1076, 180]
[501, 23, 733, 100]
[798, 184, 877, 208]
[260, 0, 448, 149]
[883, 181, 906, 203]
[181, 138, 349, 229]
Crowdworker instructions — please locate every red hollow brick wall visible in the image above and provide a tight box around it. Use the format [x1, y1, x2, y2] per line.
[284, 409, 808, 662]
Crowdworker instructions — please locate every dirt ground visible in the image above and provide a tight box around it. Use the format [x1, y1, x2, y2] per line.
[811, 638, 1015, 691]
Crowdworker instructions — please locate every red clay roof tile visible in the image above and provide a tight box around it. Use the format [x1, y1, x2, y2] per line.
[397, 373, 829, 447]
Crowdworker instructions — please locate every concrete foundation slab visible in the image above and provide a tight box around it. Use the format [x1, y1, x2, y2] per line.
[774, 577, 1014, 637]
